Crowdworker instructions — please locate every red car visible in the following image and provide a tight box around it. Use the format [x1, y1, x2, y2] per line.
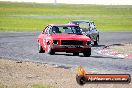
[37, 24, 91, 57]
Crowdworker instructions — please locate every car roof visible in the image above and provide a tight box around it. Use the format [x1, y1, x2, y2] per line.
[49, 24, 78, 26]
[70, 20, 93, 23]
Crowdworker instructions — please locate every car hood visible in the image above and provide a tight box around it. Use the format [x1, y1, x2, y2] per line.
[50, 34, 91, 41]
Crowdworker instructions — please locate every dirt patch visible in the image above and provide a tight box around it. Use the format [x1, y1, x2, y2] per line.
[110, 44, 132, 55]
[0, 58, 131, 88]
[96, 44, 132, 59]
[108, 43, 132, 58]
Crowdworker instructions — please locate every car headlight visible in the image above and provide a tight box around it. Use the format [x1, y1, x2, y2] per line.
[53, 40, 58, 45]
[87, 41, 91, 45]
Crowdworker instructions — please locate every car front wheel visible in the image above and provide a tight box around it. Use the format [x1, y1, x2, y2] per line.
[83, 48, 91, 57]
[73, 52, 79, 56]
[47, 44, 55, 55]
[94, 36, 99, 46]
[38, 42, 45, 53]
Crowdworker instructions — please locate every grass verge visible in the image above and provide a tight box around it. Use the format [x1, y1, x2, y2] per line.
[32, 84, 53, 88]
[0, 1, 132, 32]
[0, 83, 6, 88]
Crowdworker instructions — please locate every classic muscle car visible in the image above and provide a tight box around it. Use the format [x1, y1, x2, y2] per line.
[69, 20, 99, 45]
[37, 24, 91, 57]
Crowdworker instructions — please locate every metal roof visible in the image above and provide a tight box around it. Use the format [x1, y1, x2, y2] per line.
[49, 24, 77, 26]
[70, 20, 93, 23]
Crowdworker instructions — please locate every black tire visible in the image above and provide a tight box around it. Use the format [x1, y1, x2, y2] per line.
[76, 75, 86, 85]
[73, 52, 79, 56]
[47, 44, 55, 55]
[94, 36, 99, 46]
[38, 42, 45, 53]
[94, 41, 98, 46]
[83, 48, 91, 57]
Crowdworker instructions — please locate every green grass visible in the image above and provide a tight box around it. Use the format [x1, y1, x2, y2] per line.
[0, 1, 132, 32]
[0, 83, 6, 88]
[32, 84, 54, 88]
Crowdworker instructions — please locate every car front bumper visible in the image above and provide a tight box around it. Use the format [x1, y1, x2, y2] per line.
[51, 45, 91, 52]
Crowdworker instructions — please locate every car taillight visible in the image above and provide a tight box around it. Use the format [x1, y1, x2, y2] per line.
[53, 40, 58, 45]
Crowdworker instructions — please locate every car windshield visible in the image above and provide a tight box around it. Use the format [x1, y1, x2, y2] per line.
[52, 26, 82, 35]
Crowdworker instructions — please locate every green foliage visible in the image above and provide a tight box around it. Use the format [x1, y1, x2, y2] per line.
[0, 1, 132, 32]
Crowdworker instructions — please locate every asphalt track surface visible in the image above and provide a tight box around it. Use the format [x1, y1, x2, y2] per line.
[0, 32, 132, 74]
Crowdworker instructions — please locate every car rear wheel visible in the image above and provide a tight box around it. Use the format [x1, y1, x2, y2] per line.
[47, 44, 55, 55]
[83, 48, 91, 57]
[38, 42, 45, 53]
[73, 52, 79, 56]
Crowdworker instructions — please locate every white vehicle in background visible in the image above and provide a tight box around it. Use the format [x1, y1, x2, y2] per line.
[69, 20, 99, 45]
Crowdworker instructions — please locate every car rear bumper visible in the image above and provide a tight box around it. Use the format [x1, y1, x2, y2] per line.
[52, 45, 91, 52]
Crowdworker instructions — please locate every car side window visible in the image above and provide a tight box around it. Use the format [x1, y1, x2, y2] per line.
[44, 26, 52, 34]
[44, 26, 49, 34]
[48, 26, 52, 34]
